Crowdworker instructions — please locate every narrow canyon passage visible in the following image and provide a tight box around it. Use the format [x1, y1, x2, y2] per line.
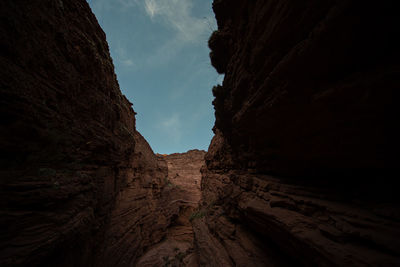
[1, 0, 400, 267]
[136, 150, 205, 266]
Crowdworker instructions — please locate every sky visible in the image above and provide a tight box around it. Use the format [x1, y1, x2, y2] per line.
[86, 0, 223, 154]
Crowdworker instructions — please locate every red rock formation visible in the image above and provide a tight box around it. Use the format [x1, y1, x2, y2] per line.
[163, 150, 205, 204]
[95, 132, 176, 267]
[198, 0, 400, 266]
[136, 150, 205, 267]
[2, 0, 400, 266]
[0, 1, 175, 266]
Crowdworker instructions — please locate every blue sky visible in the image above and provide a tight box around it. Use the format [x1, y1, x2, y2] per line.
[86, 0, 222, 154]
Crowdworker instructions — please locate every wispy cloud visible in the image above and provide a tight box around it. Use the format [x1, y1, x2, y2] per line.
[117, 0, 139, 8]
[142, 0, 214, 67]
[142, 0, 209, 43]
[89, 0, 215, 68]
[95, 0, 210, 43]
[157, 113, 182, 144]
[144, 0, 158, 17]
[144, 37, 181, 68]
[113, 42, 136, 68]
[120, 58, 134, 66]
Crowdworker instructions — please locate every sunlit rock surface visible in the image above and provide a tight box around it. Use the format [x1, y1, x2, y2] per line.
[136, 150, 205, 267]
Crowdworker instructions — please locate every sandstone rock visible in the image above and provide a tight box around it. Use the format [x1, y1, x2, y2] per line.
[163, 150, 206, 205]
[0, 1, 174, 266]
[2, 0, 400, 266]
[209, 0, 400, 179]
[200, 0, 400, 266]
[136, 150, 205, 267]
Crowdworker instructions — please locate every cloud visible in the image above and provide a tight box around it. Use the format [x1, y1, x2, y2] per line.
[144, 37, 181, 68]
[144, 0, 158, 17]
[117, 0, 139, 8]
[142, 0, 215, 67]
[158, 113, 182, 144]
[113, 42, 136, 68]
[140, 0, 215, 67]
[89, 0, 215, 68]
[120, 58, 134, 66]
[92, 0, 210, 43]
[143, 0, 209, 43]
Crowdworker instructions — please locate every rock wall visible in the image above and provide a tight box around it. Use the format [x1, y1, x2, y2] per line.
[198, 0, 400, 266]
[0, 1, 174, 266]
[136, 150, 206, 266]
[163, 150, 206, 204]
[2, 0, 400, 266]
[95, 132, 176, 267]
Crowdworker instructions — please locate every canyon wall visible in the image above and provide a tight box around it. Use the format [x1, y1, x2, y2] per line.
[0, 1, 175, 266]
[2, 0, 400, 266]
[136, 150, 206, 266]
[198, 0, 400, 266]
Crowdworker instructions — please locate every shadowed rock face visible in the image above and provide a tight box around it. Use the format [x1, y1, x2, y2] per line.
[2, 0, 400, 266]
[198, 0, 400, 266]
[209, 0, 400, 179]
[0, 1, 177, 266]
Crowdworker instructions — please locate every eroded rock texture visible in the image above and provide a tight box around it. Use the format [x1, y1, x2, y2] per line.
[95, 132, 175, 267]
[0, 1, 174, 266]
[199, 0, 400, 266]
[163, 150, 205, 205]
[136, 150, 205, 267]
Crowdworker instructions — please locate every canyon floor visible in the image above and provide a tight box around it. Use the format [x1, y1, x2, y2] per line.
[136, 150, 205, 267]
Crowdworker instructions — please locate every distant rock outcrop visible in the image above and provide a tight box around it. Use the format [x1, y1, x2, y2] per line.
[136, 150, 206, 266]
[198, 0, 400, 266]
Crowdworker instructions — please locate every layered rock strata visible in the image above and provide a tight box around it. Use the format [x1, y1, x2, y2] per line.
[136, 150, 206, 267]
[198, 0, 400, 266]
[163, 150, 205, 205]
[0, 1, 175, 266]
[2, 0, 400, 266]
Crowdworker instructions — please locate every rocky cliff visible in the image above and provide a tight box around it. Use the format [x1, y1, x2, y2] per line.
[163, 150, 205, 205]
[2, 0, 400, 266]
[0, 1, 176, 266]
[198, 0, 400, 266]
[136, 150, 206, 267]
